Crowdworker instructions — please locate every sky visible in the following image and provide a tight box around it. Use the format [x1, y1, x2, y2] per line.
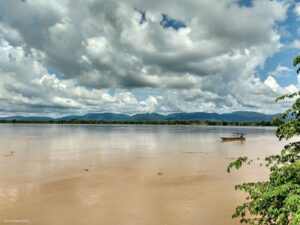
[0, 0, 300, 116]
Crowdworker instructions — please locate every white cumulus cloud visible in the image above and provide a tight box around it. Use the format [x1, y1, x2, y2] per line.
[0, 0, 295, 116]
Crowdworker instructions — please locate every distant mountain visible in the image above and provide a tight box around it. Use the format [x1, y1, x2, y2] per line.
[223, 111, 275, 122]
[131, 113, 166, 121]
[58, 113, 131, 121]
[0, 116, 53, 121]
[0, 111, 276, 122]
[166, 111, 275, 122]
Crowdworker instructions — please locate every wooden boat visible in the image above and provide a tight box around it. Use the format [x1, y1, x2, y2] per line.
[221, 132, 246, 141]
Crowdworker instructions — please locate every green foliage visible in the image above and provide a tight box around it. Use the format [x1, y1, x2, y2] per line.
[293, 56, 300, 67]
[227, 157, 248, 172]
[228, 57, 300, 224]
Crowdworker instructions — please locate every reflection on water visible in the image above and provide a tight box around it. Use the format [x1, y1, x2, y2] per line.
[0, 124, 285, 225]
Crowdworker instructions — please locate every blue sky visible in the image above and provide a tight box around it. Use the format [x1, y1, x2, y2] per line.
[0, 0, 300, 116]
[259, 2, 300, 86]
[235, 0, 300, 87]
[237, 0, 254, 7]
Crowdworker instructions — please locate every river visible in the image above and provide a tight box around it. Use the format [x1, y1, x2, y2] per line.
[0, 124, 285, 225]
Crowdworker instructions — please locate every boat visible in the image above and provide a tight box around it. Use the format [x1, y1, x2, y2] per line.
[221, 132, 246, 141]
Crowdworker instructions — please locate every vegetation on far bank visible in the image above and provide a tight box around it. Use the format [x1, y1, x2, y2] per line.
[0, 119, 273, 126]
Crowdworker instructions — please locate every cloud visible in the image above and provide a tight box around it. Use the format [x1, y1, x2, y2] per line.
[294, 2, 300, 19]
[264, 76, 282, 92]
[291, 39, 300, 49]
[0, 0, 294, 115]
[269, 65, 293, 78]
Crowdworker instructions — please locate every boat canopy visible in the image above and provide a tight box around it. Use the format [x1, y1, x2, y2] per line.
[232, 132, 246, 137]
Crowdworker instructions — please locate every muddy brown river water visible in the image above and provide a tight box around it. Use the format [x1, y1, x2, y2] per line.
[0, 124, 286, 225]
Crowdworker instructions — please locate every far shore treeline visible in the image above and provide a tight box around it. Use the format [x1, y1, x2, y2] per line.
[0, 119, 273, 126]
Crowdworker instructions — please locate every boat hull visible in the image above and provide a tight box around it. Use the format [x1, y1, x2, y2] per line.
[221, 137, 245, 141]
